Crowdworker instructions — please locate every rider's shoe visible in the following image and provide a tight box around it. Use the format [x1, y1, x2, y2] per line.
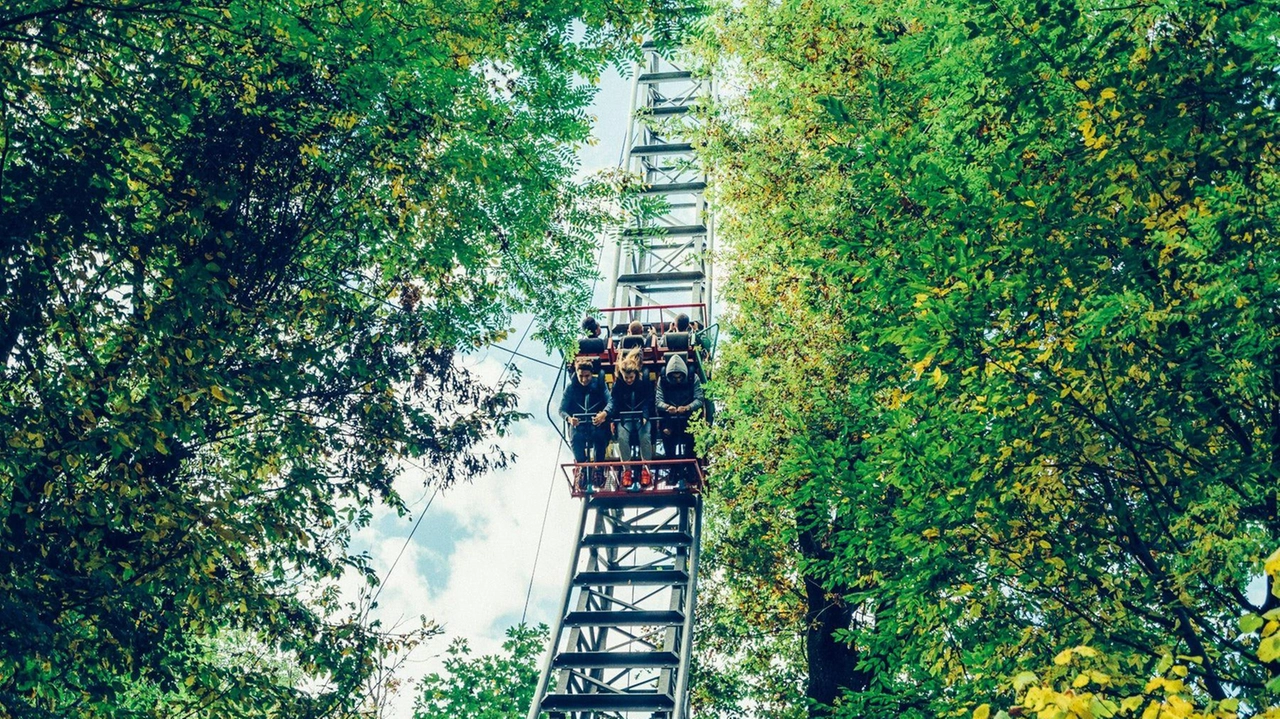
[620, 469, 633, 488]
[640, 468, 653, 487]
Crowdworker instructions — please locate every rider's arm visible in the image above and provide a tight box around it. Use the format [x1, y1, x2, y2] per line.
[687, 378, 705, 413]
[558, 383, 575, 420]
[599, 379, 614, 417]
[654, 380, 670, 413]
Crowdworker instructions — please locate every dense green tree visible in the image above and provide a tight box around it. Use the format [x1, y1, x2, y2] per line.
[0, 0, 671, 716]
[695, 0, 1280, 715]
[412, 624, 546, 719]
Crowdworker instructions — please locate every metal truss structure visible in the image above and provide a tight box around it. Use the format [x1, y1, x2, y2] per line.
[528, 491, 702, 719]
[528, 39, 711, 719]
[609, 41, 712, 327]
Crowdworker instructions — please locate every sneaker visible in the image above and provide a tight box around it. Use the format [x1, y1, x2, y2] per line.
[592, 470, 605, 488]
[620, 469, 633, 488]
[640, 468, 653, 487]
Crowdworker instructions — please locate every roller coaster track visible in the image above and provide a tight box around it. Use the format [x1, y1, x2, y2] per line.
[526, 40, 711, 719]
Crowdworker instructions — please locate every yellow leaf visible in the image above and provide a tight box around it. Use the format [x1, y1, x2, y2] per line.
[1264, 548, 1280, 577]
[1121, 696, 1145, 712]
[1013, 671, 1039, 691]
[931, 365, 947, 388]
[1054, 648, 1074, 665]
[1073, 672, 1091, 688]
[974, 704, 991, 719]
[1258, 634, 1280, 662]
[911, 354, 933, 377]
[210, 386, 228, 403]
[1075, 79, 1091, 91]
[1099, 87, 1117, 100]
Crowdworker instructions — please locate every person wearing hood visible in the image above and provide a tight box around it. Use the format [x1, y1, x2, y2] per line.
[655, 353, 704, 469]
[611, 349, 654, 489]
[559, 358, 613, 487]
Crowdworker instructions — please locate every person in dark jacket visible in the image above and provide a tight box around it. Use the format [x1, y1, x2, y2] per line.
[655, 353, 704, 474]
[559, 358, 612, 486]
[611, 349, 654, 489]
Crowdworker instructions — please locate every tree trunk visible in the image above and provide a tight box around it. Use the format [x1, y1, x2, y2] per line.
[798, 517, 869, 717]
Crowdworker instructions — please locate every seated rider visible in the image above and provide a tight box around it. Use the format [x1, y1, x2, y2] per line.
[659, 312, 699, 348]
[581, 315, 602, 339]
[617, 320, 648, 352]
[655, 354, 704, 480]
[559, 358, 612, 487]
[611, 349, 655, 490]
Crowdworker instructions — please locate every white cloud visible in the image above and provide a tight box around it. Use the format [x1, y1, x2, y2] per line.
[350, 357, 580, 719]
[346, 63, 634, 719]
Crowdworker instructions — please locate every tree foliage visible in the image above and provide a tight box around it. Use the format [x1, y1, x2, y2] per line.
[695, 0, 1280, 715]
[412, 623, 546, 719]
[0, 0, 666, 715]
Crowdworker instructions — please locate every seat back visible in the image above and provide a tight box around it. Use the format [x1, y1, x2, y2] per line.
[578, 337, 607, 355]
[664, 332, 691, 351]
[618, 335, 647, 351]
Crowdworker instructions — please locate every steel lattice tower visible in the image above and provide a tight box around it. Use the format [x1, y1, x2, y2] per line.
[527, 40, 710, 719]
[609, 41, 713, 326]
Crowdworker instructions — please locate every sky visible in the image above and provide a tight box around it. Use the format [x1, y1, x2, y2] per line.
[346, 66, 635, 719]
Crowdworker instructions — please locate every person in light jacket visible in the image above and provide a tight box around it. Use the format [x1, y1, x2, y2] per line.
[611, 349, 654, 488]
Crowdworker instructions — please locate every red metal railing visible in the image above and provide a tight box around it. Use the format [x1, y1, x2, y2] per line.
[595, 303, 708, 328]
[560, 458, 705, 498]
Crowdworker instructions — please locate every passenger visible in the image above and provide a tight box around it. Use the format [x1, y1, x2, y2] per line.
[581, 315, 602, 339]
[655, 353, 704, 482]
[611, 349, 654, 490]
[658, 314, 691, 347]
[616, 320, 647, 352]
[559, 358, 612, 488]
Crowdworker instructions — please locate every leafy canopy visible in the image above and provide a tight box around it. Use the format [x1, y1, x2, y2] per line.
[0, 0, 672, 715]
[695, 0, 1280, 714]
[412, 623, 546, 719]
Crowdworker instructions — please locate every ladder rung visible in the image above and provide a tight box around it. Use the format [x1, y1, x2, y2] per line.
[639, 181, 706, 195]
[552, 650, 681, 668]
[648, 105, 692, 116]
[581, 531, 693, 548]
[638, 71, 694, 83]
[573, 569, 689, 587]
[616, 270, 706, 286]
[622, 224, 707, 238]
[588, 492, 699, 509]
[541, 692, 676, 712]
[563, 609, 685, 627]
[632, 142, 694, 156]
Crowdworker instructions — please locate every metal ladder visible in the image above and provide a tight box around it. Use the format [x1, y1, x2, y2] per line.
[609, 40, 712, 322]
[528, 492, 702, 719]
[528, 36, 710, 719]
